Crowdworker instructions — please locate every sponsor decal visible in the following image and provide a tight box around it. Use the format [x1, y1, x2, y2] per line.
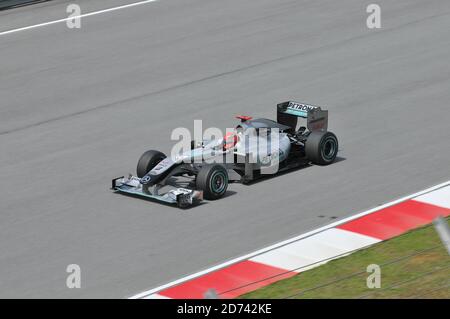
[140, 175, 151, 184]
[287, 102, 318, 112]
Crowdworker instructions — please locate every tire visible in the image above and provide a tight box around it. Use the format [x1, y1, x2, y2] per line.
[136, 150, 166, 178]
[305, 131, 338, 165]
[196, 164, 228, 200]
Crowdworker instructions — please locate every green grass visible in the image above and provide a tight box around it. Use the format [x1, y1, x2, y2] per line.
[241, 218, 450, 299]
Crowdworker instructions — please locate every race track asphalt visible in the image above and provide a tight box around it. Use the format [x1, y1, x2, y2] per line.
[0, 0, 449, 298]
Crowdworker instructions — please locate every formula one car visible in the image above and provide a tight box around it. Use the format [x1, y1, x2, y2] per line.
[112, 101, 339, 207]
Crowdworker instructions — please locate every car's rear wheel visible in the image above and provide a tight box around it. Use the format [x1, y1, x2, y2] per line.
[136, 150, 166, 178]
[196, 164, 228, 200]
[305, 131, 338, 165]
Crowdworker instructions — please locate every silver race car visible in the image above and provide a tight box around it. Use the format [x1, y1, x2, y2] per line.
[112, 101, 339, 207]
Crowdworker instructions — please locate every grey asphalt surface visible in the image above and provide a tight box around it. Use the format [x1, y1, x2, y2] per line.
[0, 0, 449, 298]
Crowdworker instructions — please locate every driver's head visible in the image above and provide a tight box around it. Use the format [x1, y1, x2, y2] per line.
[223, 131, 238, 150]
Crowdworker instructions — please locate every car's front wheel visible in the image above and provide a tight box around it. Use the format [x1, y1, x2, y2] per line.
[196, 164, 228, 200]
[136, 150, 166, 178]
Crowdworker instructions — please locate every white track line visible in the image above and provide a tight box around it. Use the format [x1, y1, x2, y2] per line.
[0, 0, 158, 37]
[129, 179, 450, 298]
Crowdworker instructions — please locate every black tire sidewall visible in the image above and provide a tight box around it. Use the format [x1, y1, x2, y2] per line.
[136, 150, 166, 178]
[306, 131, 338, 165]
[319, 133, 338, 164]
[196, 164, 228, 200]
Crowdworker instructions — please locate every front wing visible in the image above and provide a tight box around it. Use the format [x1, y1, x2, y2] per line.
[111, 175, 203, 208]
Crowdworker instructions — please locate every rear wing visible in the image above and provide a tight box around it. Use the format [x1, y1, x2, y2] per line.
[277, 101, 328, 132]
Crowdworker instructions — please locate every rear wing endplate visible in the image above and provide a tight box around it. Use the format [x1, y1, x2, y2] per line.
[277, 101, 328, 132]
